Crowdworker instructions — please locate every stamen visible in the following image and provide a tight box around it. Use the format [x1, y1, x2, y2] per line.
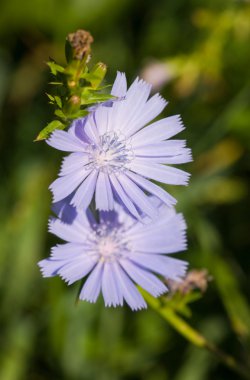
[86, 132, 134, 173]
[86, 223, 130, 263]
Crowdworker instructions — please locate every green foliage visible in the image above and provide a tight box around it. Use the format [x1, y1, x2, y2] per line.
[35, 120, 65, 141]
[36, 52, 114, 141]
[164, 291, 203, 318]
[0, 0, 250, 379]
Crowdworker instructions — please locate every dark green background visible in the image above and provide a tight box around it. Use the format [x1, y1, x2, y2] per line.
[0, 0, 250, 379]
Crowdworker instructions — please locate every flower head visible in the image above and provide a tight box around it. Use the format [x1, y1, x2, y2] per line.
[48, 72, 192, 219]
[38, 198, 188, 310]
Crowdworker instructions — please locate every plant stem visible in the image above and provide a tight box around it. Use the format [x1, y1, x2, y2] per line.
[143, 292, 250, 379]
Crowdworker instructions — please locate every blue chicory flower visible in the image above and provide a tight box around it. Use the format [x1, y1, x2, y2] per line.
[47, 72, 192, 219]
[38, 198, 188, 310]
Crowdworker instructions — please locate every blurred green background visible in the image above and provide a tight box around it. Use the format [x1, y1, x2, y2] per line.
[0, 0, 250, 379]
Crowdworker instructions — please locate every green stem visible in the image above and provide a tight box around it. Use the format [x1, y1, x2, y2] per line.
[144, 292, 250, 379]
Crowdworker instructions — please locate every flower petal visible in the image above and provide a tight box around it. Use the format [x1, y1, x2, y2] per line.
[111, 72, 127, 97]
[134, 140, 186, 157]
[113, 263, 147, 311]
[79, 261, 103, 303]
[49, 217, 88, 244]
[38, 258, 64, 277]
[59, 152, 89, 176]
[51, 243, 86, 260]
[102, 262, 123, 307]
[125, 93, 167, 137]
[49, 169, 91, 202]
[130, 159, 190, 185]
[52, 197, 77, 223]
[95, 171, 114, 211]
[71, 170, 98, 209]
[47, 130, 87, 152]
[126, 171, 176, 206]
[58, 256, 97, 285]
[118, 78, 152, 133]
[130, 253, 188, 280]
[109, 173, 141, 220]
[120, 258, 167, 297]
[117, 173, 158, 218]
[131, 115, 184, 147]
[130, 214, 187, 254]
[94, 106, 111, 135]
[84, 116, 100, 145]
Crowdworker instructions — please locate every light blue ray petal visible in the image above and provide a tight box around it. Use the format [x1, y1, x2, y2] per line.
[130, 160, 190, 185]
[95, 172, 114, 211]
[49, 169, 91, 202]
[93, 106, 111, 135]
[131, 115, 184, 147]
[49, 218, 87, 244]
[113, 263, 147, 311]
[117, 173, 158, 219]
[101, 262, 123, 307]
[131, 222, 187, 254]
[46, 130, 87, 152]
[51, 243, 86, 260]
[84, 116, 100, 144]
[59, 152, 89, 176]
[38, 258, 64, 277]
[71, 170, 98, 209]
[69, 118, 92, 143]
[124, 93, 167, 137]
[134, 140, 186, 157]
[130, 253, 188, 280]
[58, 256, 98, 285]
[120, 258, 167, 297]
[109, 173, 141, 220]
[52, 197, 77, 223]
[79, 261, 103, 303]
[122, 205, 183, 242]
[118, 78, 152, 134]
[126, 171, 176, 206]
[111, 72, 127, 97]
[143, 149, 193, 164]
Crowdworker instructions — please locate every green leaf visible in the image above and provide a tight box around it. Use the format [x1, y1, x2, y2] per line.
[47, 61, 65, 75]
[45, 94, 62, 108]
[49, 81, 63, 86]
[54, 109, 66, 119]
[84, 62, 107, 89]
[68, 109, 89, 119]
[34, 120, 65, 141]
[46, 93, 54, 101]
[81, 92, 115, 105]
[54, 96, 62, 108]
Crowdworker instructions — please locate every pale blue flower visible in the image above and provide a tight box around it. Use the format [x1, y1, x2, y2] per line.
[47, 72, 192, 219]
[38, 198, 188, 310]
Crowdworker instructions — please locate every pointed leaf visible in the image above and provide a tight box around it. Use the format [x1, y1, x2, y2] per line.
[47, 61, 65, 75]
[34, 120, 65, 141]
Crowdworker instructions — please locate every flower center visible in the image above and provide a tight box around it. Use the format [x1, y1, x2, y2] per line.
[87, 132, 133, 173]
[87, 224, 130, 263]
[98, 236, 119, 259]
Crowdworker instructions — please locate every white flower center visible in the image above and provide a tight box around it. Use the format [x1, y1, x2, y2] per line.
[86, 132, 133, 173]
[98, 236, 119, 258]
[87, 224, 130, 263]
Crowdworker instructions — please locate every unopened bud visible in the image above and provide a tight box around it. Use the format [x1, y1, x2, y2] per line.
[68, 80, 76, 88]
[69, 95, 80, 106]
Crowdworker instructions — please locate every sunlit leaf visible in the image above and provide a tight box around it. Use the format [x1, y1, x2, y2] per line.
[34, 120, 65, 141]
